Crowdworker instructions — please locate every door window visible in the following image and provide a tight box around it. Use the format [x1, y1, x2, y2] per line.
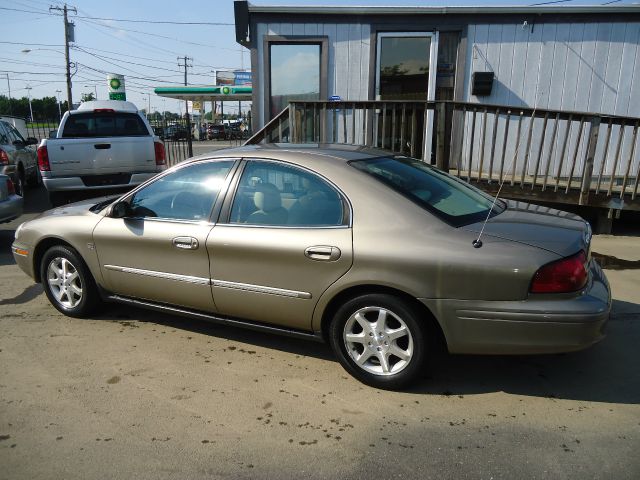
[376, 34, 434, 101]
[269, 43, 321, 119]
[128, 160, 234, 221]
[229, 160, 345, 227]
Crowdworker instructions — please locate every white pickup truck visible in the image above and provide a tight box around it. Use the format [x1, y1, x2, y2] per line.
[37, 100, 166, 206]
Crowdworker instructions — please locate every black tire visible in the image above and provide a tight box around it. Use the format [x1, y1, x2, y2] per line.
[329, 294, 428, 390]
[40, 245, 100, 318]
[26, 168, 41, 187]
[15, 170, 25, 198]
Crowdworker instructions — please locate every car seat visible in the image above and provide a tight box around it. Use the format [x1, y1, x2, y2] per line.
[246, 183, 288, 225]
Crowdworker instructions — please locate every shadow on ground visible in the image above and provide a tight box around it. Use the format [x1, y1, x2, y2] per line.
[91, 297, 640, 406]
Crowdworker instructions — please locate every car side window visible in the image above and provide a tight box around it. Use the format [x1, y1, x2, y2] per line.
[128, 160, 234, 221]
[229, 160, 345, 227]
[5, 124, 25, 144]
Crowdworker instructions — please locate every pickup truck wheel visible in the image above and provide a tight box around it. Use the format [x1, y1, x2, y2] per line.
[26, 169, 41, 187]
[40, 245, 100, 318]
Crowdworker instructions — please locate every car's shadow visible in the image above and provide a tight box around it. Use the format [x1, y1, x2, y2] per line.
[93, 298, 640, 405]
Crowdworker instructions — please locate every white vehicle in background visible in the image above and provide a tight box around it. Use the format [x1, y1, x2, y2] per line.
[37, 101, 166, 206]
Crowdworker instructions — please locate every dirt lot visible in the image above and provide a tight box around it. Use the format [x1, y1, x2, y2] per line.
[1, 187, 639, 480]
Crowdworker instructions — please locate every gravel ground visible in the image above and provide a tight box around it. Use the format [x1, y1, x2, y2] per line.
[0, 187, 638, 480]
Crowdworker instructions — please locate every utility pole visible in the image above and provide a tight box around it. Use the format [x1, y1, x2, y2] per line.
[25, 85, 33, 121]
[3, 73, 12, 115]
[50, 4, 77, 112]
[178, 55, 193, 157]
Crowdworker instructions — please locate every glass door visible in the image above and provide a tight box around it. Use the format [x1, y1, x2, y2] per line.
[375, 32, 439, 161]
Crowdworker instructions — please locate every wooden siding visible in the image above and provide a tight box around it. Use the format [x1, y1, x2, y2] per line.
[463, 21, 640, 180]
[255, 22, 370, 129]
[465, 21, 640, 115]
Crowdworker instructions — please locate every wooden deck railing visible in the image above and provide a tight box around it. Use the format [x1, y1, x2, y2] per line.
[245, 100, 640, 211]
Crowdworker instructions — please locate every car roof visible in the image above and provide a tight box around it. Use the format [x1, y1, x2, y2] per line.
[75, 100, 139, 113]
[195, 143, 392, 164]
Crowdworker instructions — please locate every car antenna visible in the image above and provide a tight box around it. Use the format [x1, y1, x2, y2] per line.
[472, 103, 539, 249]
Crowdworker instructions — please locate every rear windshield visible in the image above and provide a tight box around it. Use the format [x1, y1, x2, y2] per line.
[350, 156, 505, 227]
[62, 112, 149, 138]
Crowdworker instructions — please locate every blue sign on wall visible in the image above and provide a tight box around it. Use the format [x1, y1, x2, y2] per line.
[234, 71, 252, 85]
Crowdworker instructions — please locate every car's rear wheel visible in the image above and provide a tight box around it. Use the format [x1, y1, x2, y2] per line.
[329, 294, 427, 389]
[40, 245, 100, 318]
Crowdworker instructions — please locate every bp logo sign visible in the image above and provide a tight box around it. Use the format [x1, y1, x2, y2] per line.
[222, 86, 231, 94]
[107, 74, 126, 100]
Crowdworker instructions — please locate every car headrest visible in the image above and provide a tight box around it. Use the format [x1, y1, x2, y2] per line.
[254, 183, 282, 212]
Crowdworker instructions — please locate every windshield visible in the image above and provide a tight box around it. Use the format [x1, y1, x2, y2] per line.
[350, 156, 505, 227]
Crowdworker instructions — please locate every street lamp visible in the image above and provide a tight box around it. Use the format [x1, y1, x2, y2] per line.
[22, 48, 73, 112]
[55, 89, 62, 120]
[25, 85, 34, 122]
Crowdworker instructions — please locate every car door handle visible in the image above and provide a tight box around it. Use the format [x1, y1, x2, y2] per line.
[304, 246, 341, 261]
[94, 143, 111, 150]
[172, 236, 199, 250]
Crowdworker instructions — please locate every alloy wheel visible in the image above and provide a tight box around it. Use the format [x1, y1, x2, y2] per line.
[46, 256, 83, 309]
[343, 306, 414, 376]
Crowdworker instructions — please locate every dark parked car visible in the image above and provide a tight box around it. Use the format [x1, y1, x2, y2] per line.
[165, 125, 189, 140]
[207, 124, 227, 140]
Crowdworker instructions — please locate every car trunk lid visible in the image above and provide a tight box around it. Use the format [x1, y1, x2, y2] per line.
[461, 200, 591, 257]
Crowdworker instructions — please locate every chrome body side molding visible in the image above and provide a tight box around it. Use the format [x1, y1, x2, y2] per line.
[104, 264, 210, 285]
[103, 264, 312, 299]
[212, 278, 312, 299]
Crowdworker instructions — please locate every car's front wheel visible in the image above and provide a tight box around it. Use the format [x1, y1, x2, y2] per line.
[40, 245, 100, 318]
[329, 294, 428, 389]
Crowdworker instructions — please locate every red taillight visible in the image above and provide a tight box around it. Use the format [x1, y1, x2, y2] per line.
[93, 108, 115, 113]
[6, 178, 15, 195]
[37, 145, 51, 171]
[154, 141, 165, 166]
[530, 251, 588, 294]
[0, 148, 8, 165]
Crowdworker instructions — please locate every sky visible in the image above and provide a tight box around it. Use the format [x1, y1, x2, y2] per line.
[1, 0, 638, 115]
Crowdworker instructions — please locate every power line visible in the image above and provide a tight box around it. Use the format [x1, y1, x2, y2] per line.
[75, 17, 240, 51]
[0, 41, 65, 47]
[75, 14, 233, 26]
[0, 6, 233, 25]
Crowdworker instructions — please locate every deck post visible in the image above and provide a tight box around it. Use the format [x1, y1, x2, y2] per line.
[435, 101, 447, 170]
[579, 116, 601, 206]
[289, 104, 296, 143]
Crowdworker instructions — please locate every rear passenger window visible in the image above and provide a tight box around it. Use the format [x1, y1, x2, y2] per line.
[62, 112, 149, 138]
[229, 160, 345, 227]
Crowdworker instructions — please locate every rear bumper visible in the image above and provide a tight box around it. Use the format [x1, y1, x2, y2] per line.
[420, 261, 611, 354]
[42, 172, 159, 192]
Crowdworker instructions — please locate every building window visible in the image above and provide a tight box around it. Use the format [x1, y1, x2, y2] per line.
[265, 37, 328, 121]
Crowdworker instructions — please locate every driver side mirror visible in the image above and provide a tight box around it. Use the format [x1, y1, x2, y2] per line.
[26, 137, 39, 146]
[111, 201, 133, 218]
